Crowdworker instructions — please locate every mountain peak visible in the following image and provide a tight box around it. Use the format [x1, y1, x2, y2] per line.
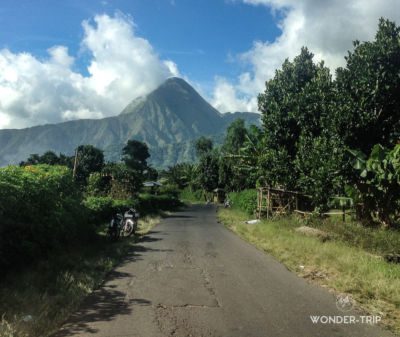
[120, 77, 222, 130]
[120, 77, 201, 116]
[163, 76, 188, 86]
[154, 77, 202, 100]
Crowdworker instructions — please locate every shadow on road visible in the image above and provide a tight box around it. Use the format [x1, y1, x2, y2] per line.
[164, 214, 194, 219]
[138, 235, 163, 243]
[52, 232, 166, 336]
[53, 287, 152, 336]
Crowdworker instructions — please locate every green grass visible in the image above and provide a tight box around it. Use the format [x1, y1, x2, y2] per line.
[218, 208, 400, 335]
[179, 188, 205, 204]
[306, 215, 400, 256]
[0, 215, 160, 337]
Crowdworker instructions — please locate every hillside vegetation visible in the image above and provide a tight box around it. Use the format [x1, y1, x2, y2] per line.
[0, 78, 260, 168]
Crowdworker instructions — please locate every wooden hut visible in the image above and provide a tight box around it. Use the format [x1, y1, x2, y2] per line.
[213, 188, 226, 203]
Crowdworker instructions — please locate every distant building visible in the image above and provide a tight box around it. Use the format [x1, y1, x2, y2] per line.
[143, 181, 162, 187]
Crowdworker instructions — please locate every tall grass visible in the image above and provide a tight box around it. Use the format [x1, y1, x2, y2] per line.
[308, 215, 400, 256]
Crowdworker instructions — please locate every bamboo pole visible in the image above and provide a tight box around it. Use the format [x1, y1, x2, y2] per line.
[72, 148, 78, 179]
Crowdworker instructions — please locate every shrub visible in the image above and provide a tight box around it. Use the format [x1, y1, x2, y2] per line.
[83, 196, 137, 223]
[228, 189, 257, 215]
[179, 187, 204, 203]
[158, 184, 180, 199]
[138, 193, 182, 214]
[0, 165, 94, 271]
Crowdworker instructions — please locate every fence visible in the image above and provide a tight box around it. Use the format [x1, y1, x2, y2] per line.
[256, 186, 353, 220]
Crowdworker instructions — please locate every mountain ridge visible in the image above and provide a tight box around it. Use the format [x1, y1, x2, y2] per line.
[0, 77, 260, 168]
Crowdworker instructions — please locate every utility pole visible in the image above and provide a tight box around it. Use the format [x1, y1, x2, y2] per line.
[73, 148, 79, 179]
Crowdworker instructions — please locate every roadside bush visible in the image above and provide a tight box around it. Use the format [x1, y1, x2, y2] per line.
[228, 189, 257, 215]
[85, 172, 110, 197]
[350, 144, 400, 228]
[83, 196, 137, 223]
[0, 165, 94, 271]
[179, 187, 204, 203]
[158, 184, 180, 198]
[138, 193, 182, 214]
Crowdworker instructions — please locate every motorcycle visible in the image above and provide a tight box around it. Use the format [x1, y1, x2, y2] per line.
[107, 213, 123, 241]
[107, 208, 140, 240]
[224, 199, 231, 208]
[122, 208, 140, 237]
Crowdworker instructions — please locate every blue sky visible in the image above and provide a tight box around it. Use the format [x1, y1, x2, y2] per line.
[0, 0, 280, 87]
[0, 0, 399, 129]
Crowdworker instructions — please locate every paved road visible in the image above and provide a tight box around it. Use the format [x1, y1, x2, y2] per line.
[55, 204, 393, 337]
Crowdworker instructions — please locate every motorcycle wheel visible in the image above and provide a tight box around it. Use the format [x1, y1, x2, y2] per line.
[107, 227, 120, 241]
[123, 219, 135, 237]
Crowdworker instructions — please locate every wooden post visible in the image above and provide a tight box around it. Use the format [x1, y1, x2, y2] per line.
[72, 148, 78, 179]
[342, 204, 346, 222]
[266, 188, 270, 220]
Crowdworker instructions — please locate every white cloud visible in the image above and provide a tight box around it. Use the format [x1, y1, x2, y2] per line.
[211, 77, 258, 113]
[163, 60, 180, 77]
[212, 0, 400, 113]
[0, 13, 176, 129]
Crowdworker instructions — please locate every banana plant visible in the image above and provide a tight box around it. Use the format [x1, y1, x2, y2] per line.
[349, 144, 400, 227]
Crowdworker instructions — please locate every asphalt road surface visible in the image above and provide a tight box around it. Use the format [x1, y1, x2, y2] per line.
[54, 204, 394, 337]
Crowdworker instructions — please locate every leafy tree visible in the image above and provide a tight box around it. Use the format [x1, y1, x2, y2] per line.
[232, 125, 265, 188]
[258, 48, 318, 159]
[75, 145, 104, 184]
[144, 166, 159, 181]
[198, 150, 219, 193]
[222, 119, 247, 154]
[218, 119, 253, 191]
[258, 47, 336, 192]
[195, 137, 213, 158]
[332, 18, 400, 221]
[295, 133, 345, 210]
[122, 140, 150, 173]
[162, 163, 198, 190]
[20, 151, 72, 167]
[335, 18, 400, 155]
[86, 172, 111, 197]
[103, 162, 142, 198]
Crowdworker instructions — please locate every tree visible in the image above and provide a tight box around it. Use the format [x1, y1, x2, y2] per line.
[74, 145, 104, 184]
[195, 137, 213, 158]
[119, 140, 151, 195]
[333, 19, 400, 221]
[122, 140, 150, 173]
[144, 166, 159, 181]
[162, 163, 198, 191]
[229, 125, 265, 189]
[295, 133, 344, 210]
[222, 119, 247, 154]
[198, 151, 219, 193]
[20, 151, 72, 167]
[258, 47, 336, 191]
[335, 18, 400, 155]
